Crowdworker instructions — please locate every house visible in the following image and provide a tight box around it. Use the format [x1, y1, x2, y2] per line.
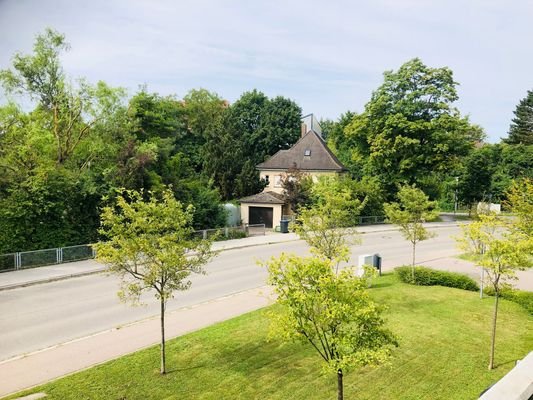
[239, 115, 347, 229]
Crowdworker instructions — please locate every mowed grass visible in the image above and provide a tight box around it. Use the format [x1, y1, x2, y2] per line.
[7, 274, 532, 400]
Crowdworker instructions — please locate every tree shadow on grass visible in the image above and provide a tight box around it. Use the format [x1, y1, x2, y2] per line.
[370, 281, 393, 289]
[165, 364, 206, 374]
[494, 359, 518, 369]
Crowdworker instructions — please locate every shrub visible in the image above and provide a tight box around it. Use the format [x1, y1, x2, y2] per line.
[483, 287, 533, 315]
[395, 266, 479, 292]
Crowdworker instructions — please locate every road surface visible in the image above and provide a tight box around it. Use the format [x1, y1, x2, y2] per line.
[2, 225, 530, 363]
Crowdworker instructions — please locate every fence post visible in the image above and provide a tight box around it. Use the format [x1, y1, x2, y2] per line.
[15, 252, 21, 270]
[203, 230, 207, 240]
[91, 246, 96, 258]
[56, 248, 63, 264]
[225, 227, 229, 238]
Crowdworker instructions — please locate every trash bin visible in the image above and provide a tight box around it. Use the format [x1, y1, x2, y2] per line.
[280, 219, 289, 234]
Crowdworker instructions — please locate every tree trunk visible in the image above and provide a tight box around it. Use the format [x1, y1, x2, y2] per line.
[337, 369, 343, 400]
[411, 242, 416, 281]
[160, 299, 166, 374]
[488, 290, 499, 370]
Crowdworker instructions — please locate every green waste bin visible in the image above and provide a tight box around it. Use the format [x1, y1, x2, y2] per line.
[280, 219, 289, 234]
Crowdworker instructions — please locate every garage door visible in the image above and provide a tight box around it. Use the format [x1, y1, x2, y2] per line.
[249, 206, 273, 228]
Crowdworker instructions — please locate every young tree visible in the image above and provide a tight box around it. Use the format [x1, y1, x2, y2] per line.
[295, 177, 363, 273]
[384, 185, 438, 278]
[280, 164, 312, 214]
[95, 189, 216, 374]
[457, 212, 532, 370]
[505, 89, 533, 145]
[264, 254, 397, 400]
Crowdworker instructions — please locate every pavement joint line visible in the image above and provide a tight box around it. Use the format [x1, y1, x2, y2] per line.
[0, 223, 463, 292]
[0, 285, 272, 366]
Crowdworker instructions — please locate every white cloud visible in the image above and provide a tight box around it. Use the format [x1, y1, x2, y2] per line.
[1, 0, 532, 141]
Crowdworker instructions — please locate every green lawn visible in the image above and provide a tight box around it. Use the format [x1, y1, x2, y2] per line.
[7, 274, 532, 400]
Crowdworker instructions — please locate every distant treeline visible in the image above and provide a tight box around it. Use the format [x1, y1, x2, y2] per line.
[0, 29, 531, 253]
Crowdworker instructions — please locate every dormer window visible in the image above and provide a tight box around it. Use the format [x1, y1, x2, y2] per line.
[304, 149, 311, 156]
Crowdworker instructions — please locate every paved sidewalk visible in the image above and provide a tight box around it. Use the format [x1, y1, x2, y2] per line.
[0, 222, 461, 291]
[0, 286, 274, 398]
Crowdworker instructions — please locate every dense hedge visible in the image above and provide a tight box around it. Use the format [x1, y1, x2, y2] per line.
[395, 266, 479, 292]
[484, 287, 533, 315]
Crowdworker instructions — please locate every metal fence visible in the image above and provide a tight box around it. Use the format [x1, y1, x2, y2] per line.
[358, 215, 386, 225]
[0, 245, 95, 272]
[1, 225, 267, 273]
[193, 224, 266, 240]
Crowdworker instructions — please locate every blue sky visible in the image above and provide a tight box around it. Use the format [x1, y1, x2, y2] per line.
[1, 0, 532, 142]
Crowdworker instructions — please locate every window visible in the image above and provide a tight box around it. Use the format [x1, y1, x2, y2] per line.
[304, 149, 311, 156]
[274, 175, 282, 187]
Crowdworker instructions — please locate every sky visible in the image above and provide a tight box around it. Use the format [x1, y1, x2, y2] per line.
[1, 0, 532, 143]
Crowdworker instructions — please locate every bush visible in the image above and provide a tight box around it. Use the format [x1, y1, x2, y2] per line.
[395, 266, 479, 292]
[483, 287, 533, 315]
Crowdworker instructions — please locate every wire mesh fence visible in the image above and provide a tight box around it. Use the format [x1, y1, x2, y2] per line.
[0, 225, 267, 273]
[192, 224, 265, 240]
[358, 216, 386, 225]
[0, 253, 16, 272]
[62, 245, 95, 263]
[19, 248, 58, 269]
[245, 224, 267, 236]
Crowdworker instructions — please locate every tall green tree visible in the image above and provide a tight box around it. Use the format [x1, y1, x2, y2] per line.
[0, 29, 129, 252]
[505, 90, 533, 145]
[322, 111, 362, 177]
[264, 254, 397, 400]
[204, 90, 302, 199]
[95, 189, 216, 374]
[384, 185, 438, 277]
[0, 29, 124, 165]
[345, 58, 484, 197]
[457, 210, 532, 370]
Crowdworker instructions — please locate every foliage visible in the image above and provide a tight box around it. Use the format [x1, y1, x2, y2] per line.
[0, 168, 100, 253]
[395, 266, 479, 291]
[504, 178, 533, 237]
[483, 286, 533, 315]
[322, 112, 361, 177]
[295, 177, 363, 270]
[280, 165, 313, 213]
[264, 255, 397, 400]
[505, 89, 533, 145]
[457, 212, 532, 369]
[344, 58, 483, 197]
[384, 185, 438, 274]
[95, 188, 215, 374]
[0, 29, 131, 252]
[457, 144, 532, 208]
[10, 273, 531, 400]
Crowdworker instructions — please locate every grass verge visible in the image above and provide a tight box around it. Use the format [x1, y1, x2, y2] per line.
[6, 274, 532, 400]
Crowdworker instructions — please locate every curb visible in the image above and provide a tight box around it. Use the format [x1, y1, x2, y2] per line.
[0, 223, 462, 292]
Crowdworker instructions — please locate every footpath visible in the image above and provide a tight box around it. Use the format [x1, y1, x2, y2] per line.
[0, 222, 463, 398]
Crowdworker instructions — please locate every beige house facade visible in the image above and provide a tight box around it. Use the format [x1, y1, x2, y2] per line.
[239, 125, 346, 230]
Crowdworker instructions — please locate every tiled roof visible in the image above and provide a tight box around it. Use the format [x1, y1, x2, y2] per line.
[257, 130, 346, 171]
[239, 191, 286, 204]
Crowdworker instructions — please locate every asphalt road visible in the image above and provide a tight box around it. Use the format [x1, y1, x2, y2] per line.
[0, 226, 462, 362]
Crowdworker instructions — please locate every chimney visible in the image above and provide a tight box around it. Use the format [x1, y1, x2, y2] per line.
[301, 122, 307, 137]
